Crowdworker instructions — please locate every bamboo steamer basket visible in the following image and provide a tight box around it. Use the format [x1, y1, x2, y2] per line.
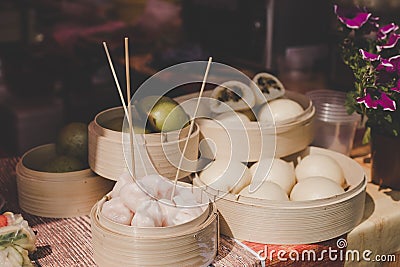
[91, 186, 219, 267]
[88, 106, 199, 181]
[193, 147, 367, 244]
[175, 90, 315, 162]
[16, 144, 115, 218]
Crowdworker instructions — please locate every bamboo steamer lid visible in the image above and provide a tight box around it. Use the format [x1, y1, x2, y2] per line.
[88, 106, 200, 180]
[193, 147, 367, 244]
[16, 144, 114, 218]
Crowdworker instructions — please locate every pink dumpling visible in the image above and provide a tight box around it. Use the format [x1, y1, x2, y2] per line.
[101, 197, 133, 225]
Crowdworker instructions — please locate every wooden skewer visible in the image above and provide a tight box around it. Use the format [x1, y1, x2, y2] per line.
[171, 57, 213, 201]
[103, 41, 135, 181]
[123, 44, 149, 177]
[102, 42, 129, 120]
[125, 37, 136, 178]
[104, 40, 149, 179]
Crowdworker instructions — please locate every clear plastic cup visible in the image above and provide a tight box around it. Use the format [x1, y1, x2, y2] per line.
[306, 89, 361, 155]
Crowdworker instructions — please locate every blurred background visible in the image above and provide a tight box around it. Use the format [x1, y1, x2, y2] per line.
[0, 0, 399, 156]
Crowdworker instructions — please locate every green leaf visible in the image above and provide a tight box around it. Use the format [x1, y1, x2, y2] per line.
[384, 114, 392, 123]
[362, 127, 371, 144]
[0, 232, 27, 246]
[345, 92, 358, 115]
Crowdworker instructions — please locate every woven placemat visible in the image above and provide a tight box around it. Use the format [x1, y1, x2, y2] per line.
[0, 157, 259, 267]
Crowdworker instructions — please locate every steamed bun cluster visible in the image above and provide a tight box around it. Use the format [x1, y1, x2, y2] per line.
[290, 154, 345, 201]
[196, 153, 347, 202]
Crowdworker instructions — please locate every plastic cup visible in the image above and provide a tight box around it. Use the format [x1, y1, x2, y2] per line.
[306, 89, 361, 155]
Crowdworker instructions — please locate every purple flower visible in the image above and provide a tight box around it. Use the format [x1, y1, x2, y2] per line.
[377, 55, 400, 73]
[357, 90, 397, 111]
[359, 49, 380, 61]
[378, 59, 394, 69]
[390, 55, 400, 74]
[377, 23, 399, 40]
[391, 80, 400, 93]
[377, 33, 400, 51]
[377, 92, 397, 111]
[334, 5, 371, 29]
[357, 92, 378, 109]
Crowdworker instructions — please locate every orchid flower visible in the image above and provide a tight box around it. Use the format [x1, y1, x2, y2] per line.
[334, 5, 371, 29]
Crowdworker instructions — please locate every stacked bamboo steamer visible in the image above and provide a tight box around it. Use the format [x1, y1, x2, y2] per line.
[88, 106, 200, 181]
[91, 187, 219, 267]
[16, 144, 114, 218]
[88, 106, 217, 266]
[194, 146, 366, 244]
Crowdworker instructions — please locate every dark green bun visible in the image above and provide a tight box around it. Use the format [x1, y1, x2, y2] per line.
[137, 95, 189, 132]
[56, 122, 88, 162]
[43, 155, 86, 173]
[148, 101, 189, 132]
[136, 95, 176, 117]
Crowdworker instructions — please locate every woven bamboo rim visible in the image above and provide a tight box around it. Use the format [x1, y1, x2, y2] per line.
[88, 108, 200, 180]
[16, 144, 114, 218]
[193, 147, 367, 244]
[90, 191, 219, 266]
